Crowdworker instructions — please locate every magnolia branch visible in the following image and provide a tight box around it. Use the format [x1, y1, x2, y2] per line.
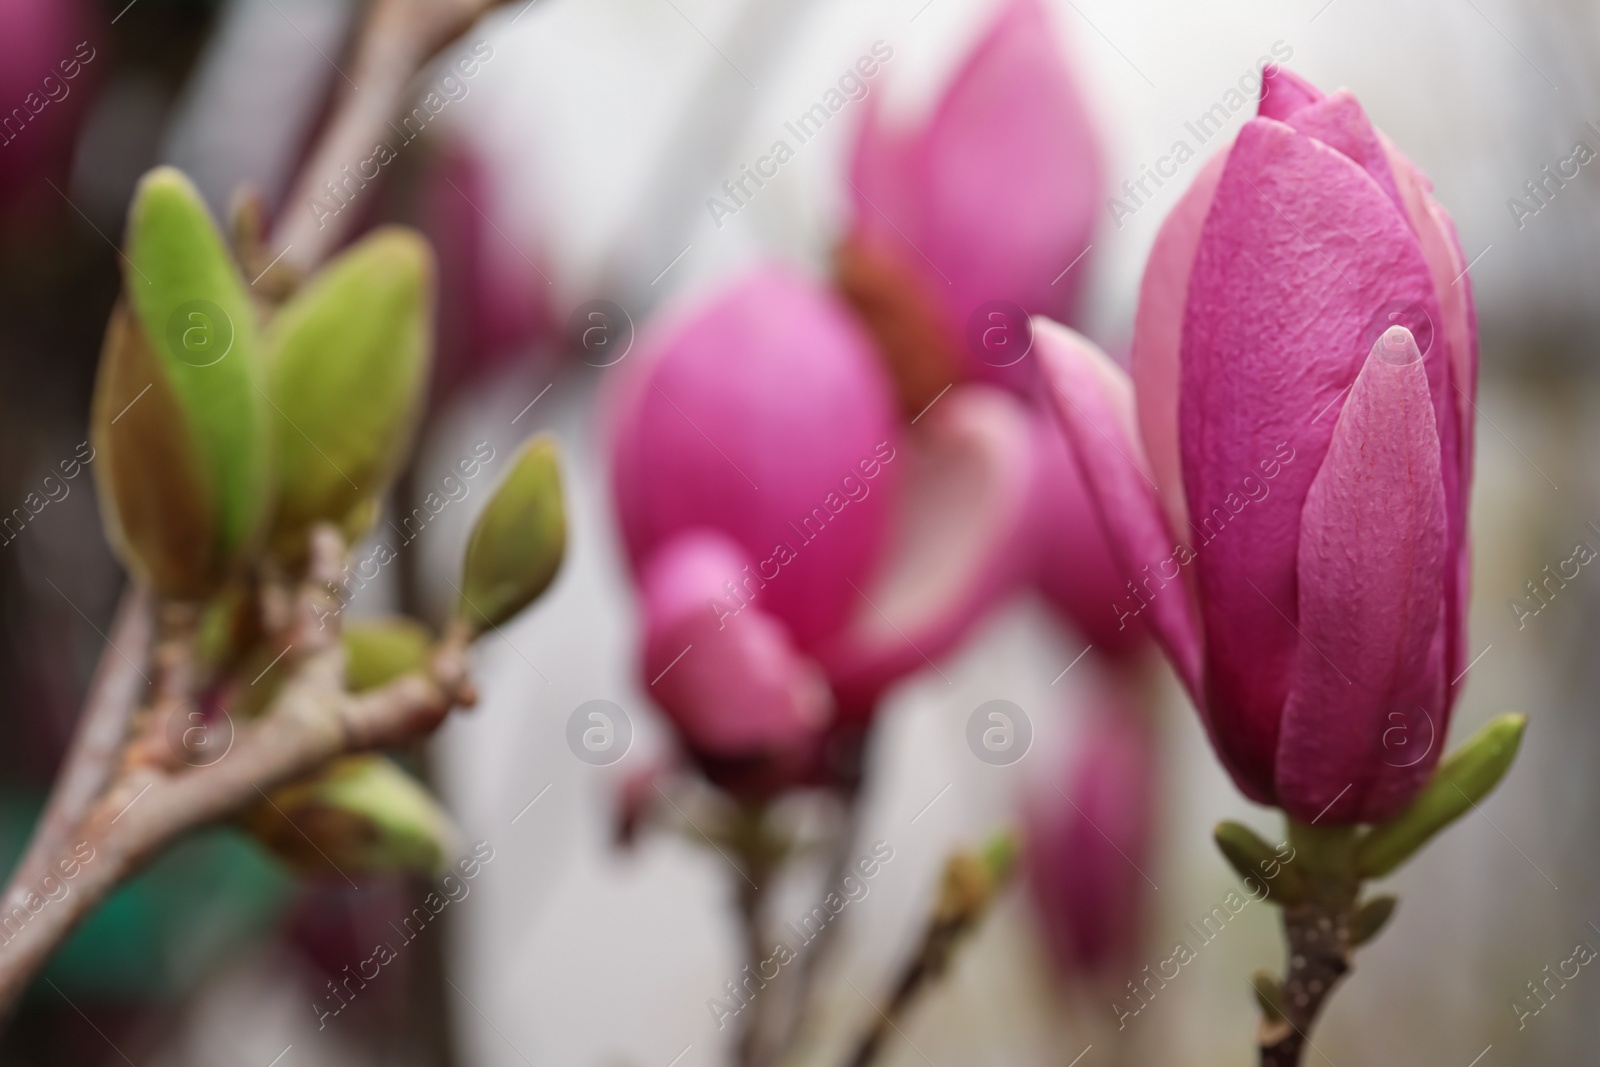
[0, 527, 476, 1014]
[267, 0, 517, 281]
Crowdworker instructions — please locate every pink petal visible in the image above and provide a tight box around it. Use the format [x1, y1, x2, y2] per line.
[1034, 320, 1203, 698]
[1283, 89, 1405, 215]
[846, 0, 1102, 392]
[1274, 328, 1448, 823]
[819, 385, 1036, 716]
[606, 266, 901, 648]
[1026, 673, 1154, 975]
[1381, 132, 1479, 692]
[640, 531, 833, 758]
[1178, 117, 1440, 801]
[1257, 64, 1322, 121]
[1131, 148, 1228, 540]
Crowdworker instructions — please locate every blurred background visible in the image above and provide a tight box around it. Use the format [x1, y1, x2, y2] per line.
[2, 0, 1600, 1064]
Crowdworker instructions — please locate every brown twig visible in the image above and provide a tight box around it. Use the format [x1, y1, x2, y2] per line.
[1257, 903, 1352, 1067]
[4, 584, 153, 915]
[0, 526, 476, 1015]
[267, 0, 519, 282]
[844, 848, 1012, 1067]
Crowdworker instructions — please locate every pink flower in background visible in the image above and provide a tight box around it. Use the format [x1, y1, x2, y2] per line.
[1040, 67, 1477, 825]
[838, 0, 1102, 402]
[1025, 676, 1154, 977]
[608, 266, 1047, 771]
[0, 0, 99, 218]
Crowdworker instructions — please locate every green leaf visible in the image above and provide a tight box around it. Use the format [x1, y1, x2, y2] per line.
[1356, 713, 1527, 879]
[1214, 820, 1307, 905]
[344, 617, 433, 693]
[456, 435, 566, 635]
[265, 227, 434, 559]
[121, 166, 269, 567]
[1351, 893, 1398, 946]
[243, 755, 456, 876]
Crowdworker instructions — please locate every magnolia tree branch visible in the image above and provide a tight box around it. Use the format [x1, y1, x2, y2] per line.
[1257, 903, 1351, 1067]
[268, 0, 516, 280]
[0, 527, 477, 1015]
[5, 584, 154, 916]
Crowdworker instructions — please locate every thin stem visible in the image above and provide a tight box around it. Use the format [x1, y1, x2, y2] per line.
[844, 850, 1010, 1067]
[3, 583, 152, 913]
[267, 0, 517, 282]
[1258, 903, 1352, 1067]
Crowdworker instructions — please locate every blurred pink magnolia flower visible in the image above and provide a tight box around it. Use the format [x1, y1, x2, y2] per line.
[1025, 676, 1154, 977]
[836, 0, 1102, 403]
[607, 266, 1042, 777]
[0, 0, 99, 218]
[420, 141, 554, 401]
[1040, 67, 1477, 825]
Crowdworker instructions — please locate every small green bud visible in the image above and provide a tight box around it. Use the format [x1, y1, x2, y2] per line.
[1214, 820, 1307, 905]
[456, 435, 566, 635]
[981, 830, 1018, 884]
[264, 227, 434, 559]
[344, 617, 433, 692]
[96, 166, 270, 593]
[243, 755, 456, 876]
[1351, 893, 1398, 947]
[1251, 970, 1285, 1021]
[1357, 713, 1527, 879]
[91, 304, 219, 596]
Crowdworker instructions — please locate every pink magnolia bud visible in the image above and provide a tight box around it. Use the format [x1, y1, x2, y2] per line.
[639, 531, 831, 786]
[607, 265, 900, 650]
[841, 0, 1101, 396]
[1039, 68, 1476, 825]
[1025, 678, 1154, 976]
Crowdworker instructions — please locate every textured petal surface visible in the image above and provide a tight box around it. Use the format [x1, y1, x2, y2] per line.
[1382, 132, 1479, 693]
[1178, 117, 1441, 802]
[607, 266, 900, 648]
[820, 385, 1035, 715]
[1035, 320, 1202, 697]
[640, 531, 832, 758]
[846, 0, 1101, 392]
[1257, 63, 1322, 122]
[1131, 149, 1227, 540]
[1275, 329, 1447, 823]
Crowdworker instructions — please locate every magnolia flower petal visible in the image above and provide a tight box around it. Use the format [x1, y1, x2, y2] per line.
[1284, 89, 1405, 214]
[1179, 117, 1440, 799]
[820, 385, 1035, 716]
[1131, 149, 1227, 540]
[1029, 402, 1149, 658]
[607, 265, 900, 648]
[1257, 63, 1322, 121]
[1275, 328, 1447, 824]
[641, 531, 832, 758]
[1035, 319, 1203, 698]
[1382, 132, 1479, 689]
